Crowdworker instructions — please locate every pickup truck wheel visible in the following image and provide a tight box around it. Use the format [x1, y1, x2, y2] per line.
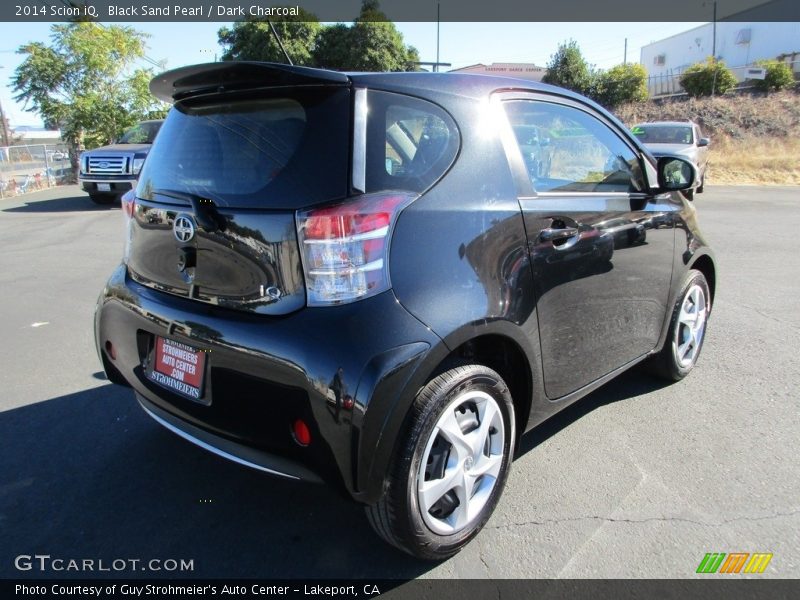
[89, 193, 116, 205]
[365, 365, 515, 560]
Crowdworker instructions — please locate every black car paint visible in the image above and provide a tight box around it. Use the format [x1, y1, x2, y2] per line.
[95, 66, 715, 505]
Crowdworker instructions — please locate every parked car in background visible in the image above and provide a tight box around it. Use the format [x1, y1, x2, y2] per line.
[631, 121, 710, 199]
[79, 119, 163, 205]
[46, 150, 68, 162]
[95, 62, 715, 560]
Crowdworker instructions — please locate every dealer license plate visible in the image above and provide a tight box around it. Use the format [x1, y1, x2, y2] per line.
[148, 337, 206, 401]
[97, 183, 111, 191]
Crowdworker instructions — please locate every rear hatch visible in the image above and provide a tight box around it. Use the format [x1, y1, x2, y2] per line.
[126, 63, 352, 315]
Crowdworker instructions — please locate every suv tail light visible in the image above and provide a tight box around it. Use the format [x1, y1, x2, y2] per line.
[296, 192, 416, 306]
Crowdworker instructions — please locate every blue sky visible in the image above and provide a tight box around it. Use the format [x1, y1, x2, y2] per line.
[0, 21, 703, 128]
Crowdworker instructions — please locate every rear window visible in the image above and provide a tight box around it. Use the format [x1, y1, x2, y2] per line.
[365, 91, 459, 193]
[136, 87, 350, 209]
[119, 121, 162, 144]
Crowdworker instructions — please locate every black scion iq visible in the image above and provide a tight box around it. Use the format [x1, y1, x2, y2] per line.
[95, 62, 715, 560]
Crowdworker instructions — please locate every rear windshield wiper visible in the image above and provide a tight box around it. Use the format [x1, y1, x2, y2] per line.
[152, 189, 226, 233]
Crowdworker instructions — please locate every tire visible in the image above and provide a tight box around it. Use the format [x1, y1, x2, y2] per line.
[89, 193, 116, 205]
[646, 270, 711, 381]
[683, 188, 695, 200]
[365, 365, 515, 560]
[697, 171, 705, 194]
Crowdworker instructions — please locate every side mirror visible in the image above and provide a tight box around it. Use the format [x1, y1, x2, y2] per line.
[656, 156, 696, 192]
[697, 138, 710, 147]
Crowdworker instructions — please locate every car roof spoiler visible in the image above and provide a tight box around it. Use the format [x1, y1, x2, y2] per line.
[150, 62, 351, 103]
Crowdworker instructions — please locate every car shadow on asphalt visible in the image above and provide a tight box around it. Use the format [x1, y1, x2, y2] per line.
[1, 194, 118, 213]
[0, 384, 430, 580]
[1, 369, 669, 579]
[516, 367, 673, 457]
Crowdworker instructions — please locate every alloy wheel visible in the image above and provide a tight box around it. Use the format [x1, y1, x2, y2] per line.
[674, 284, 708, 368]
[416, 390, 505, 535]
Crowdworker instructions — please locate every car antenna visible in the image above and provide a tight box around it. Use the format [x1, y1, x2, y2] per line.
[267, 21, 293, 65]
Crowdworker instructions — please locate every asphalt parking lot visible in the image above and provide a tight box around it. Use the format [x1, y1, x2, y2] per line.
[0, 184, 798, 579]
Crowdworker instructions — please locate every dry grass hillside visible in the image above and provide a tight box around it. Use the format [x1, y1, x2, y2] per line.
[614, 90, 800, 185]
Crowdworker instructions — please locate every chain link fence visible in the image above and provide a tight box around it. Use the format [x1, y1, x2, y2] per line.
[0, 143, 75, 199]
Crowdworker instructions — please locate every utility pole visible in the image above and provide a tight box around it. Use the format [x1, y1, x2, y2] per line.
[711, 0, 718, 96]
[623, 38, 627, 65]
[712, 1, 717, 57]
[0, 98, 9, 148]
[0, 66, 10, 148]
[435, 3, 440, 72]
[414, 3, 449, 74]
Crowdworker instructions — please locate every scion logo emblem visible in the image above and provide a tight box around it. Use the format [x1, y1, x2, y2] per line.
[173, 214, 196, 243]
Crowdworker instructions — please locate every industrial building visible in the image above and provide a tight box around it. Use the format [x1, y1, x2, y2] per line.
[640, 22, 800, 96]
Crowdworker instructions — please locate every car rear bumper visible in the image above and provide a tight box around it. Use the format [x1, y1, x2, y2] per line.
[95, 264, 440, 501]
[136, 392, 322, 483]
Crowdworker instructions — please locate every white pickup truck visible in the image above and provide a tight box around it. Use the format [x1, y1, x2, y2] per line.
[79, 119, 163, 204]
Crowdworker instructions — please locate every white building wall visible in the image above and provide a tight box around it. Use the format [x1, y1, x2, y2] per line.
[640, 22, 800, 95]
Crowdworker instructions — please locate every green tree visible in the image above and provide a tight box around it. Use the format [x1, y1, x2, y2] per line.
[591, 63, 648, 108]
[12, 23, 166, 175]
[679, 57, 738, 97]
[753, 59, 795, 93]
[217, 9, 321, 64]
[313, 0, 419, 72]
[542, 40, 593, 95]
[313, 24, 355, 71]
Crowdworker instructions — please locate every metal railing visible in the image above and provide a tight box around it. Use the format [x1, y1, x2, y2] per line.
[0, 143, 75, 198]
[647, 59, 800, 98]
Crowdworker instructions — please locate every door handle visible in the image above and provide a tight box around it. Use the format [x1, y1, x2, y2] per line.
[539, 227, 579, 242]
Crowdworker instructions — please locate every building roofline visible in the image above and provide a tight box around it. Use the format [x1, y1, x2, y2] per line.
[449, 63, 487, 72]
[640, 22, 712, 51]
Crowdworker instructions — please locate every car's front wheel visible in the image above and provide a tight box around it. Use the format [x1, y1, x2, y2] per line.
[647, 269, 711, 381]
[366, 365, 515, 560]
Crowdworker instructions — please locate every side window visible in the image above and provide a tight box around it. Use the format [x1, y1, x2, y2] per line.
[503, 100, 645, 194]
[365, 91, 459, 193]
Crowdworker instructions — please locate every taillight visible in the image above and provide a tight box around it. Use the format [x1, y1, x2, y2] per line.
[121, 190, 136, 219]
[296, 192, 416, 306]
[121, 190, 135, 263]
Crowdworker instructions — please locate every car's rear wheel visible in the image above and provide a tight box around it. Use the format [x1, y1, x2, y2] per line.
[647, 269, 711, 381]
[365, 365, 515, 560]
[89, 192, 116, 205]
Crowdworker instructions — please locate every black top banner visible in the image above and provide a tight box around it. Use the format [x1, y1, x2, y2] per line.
[3, 0, 799, 22]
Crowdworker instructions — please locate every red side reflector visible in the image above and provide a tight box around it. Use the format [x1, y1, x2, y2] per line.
[292, 419, 311, 446]
[105, 340, 116, 360]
